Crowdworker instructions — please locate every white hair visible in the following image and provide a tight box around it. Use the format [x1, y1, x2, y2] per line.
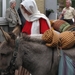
[69, 0, 72, 4]
[9, 0, 16, 6]
[66, 0, 72, 4]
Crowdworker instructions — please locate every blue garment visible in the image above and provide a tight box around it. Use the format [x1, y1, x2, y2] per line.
[58, 50, 75, 75]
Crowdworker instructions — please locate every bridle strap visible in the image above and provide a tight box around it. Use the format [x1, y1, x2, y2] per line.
[9, 38, 20, 74]
[50, 48, 54, 71]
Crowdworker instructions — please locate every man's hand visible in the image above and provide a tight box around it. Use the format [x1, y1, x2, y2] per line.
[62, 10, 66, 15]
[15, 66, 30, 75]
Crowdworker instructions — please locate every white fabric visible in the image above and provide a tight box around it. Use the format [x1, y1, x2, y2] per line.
[31, 20, 40, 34]
[20, 0, 51, 34]
[30, 34, 42, 39]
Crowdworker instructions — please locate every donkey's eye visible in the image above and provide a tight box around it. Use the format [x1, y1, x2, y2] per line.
[1, 53, 6, 57]
[0, 53, 11, 57]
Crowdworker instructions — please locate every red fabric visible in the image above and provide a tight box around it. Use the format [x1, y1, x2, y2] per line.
[22, 21, 32, 34]
[22, 18, 50, 35]
[40, 18, 50, 34]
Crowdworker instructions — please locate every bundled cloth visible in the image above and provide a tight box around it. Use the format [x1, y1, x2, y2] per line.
[59, 31, 75, 49]
[42, 29, 59, 47]
[51, 20, 70, 32]
[65, 25, 75, 31]
[42, 29, 75, 49]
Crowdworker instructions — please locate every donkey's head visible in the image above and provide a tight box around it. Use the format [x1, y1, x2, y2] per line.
[0, 26, 20, 70]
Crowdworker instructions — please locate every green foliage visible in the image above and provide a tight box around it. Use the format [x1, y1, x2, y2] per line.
[46, 9, 54, 17]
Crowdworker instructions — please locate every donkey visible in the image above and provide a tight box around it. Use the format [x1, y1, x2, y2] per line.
[0, 27, 75, 75]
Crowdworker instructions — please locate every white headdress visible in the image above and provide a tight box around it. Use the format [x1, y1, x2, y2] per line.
[20, 0, 51, 34]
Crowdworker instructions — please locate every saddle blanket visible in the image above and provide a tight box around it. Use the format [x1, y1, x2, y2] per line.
[58, 50, 75, 75]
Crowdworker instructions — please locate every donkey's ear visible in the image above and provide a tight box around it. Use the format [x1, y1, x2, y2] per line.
[12, 25, 21, 36]
[0, 27, 16, 47]
[0, 27, 11, 42]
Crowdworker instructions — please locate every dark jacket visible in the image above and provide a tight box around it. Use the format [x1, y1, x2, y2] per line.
[17, 8, 26, 28]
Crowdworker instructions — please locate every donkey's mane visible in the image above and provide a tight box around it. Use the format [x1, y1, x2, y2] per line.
[22, 35, 45, 44]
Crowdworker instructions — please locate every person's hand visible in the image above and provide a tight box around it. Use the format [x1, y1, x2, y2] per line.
[15, 66, 30, 75]
[12, 20, 15, 25]
[62, 10, 66, 15]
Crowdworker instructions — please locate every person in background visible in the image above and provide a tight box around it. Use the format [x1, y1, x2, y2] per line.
[59, 0, 75, 25]
[17, 7, 26, 30]
[5, 0, 21, 32]
[20, 0, 51, 36]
